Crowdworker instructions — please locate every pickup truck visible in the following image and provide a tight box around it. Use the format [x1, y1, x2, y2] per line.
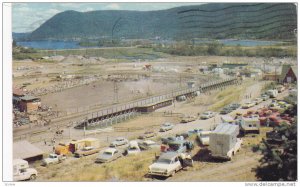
[41, 154, 66, 166]
[74, 146, 100, 157]
[13, 159, 38, 181]
[148, 152, 193, 177]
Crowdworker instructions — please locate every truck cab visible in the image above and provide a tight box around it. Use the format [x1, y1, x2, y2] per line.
[41, 153, 66, 166]
[13, 159, 38, 181]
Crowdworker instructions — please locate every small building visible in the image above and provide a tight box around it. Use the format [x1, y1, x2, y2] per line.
[13, 87, 25, 107]
[19, 95, 41, 113]
[263, 73, 277, 81]
[279, 65, 297, 83]
[13, 140, 44, 162]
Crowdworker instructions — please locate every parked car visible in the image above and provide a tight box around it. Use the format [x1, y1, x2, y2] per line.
[74, 146, 100, 157]
[167, 140, 194, 153]
[148, 152, 193, 177]
[161, 137, 177, 145]
[175, 133, 189, 139]
[41, 154, 66, 166]
[266, 89, 278, 98]
[160, 122, 174, 132]
[148, 152, 182, 177]
[269, 103, 284, 112]
[261, 94, 270, 101]
[220, 107, 233, 115]
[242, 101, 255, 109]
[187, 128, 203, 136]
[126, 141, 141, 155]
[95, 148, 122, 163]
[138, 140, 160, 150]
[138, 131, 156, 139]
[200, 111, 216, 119]
[276, 85, 285, 93]
[229, 103, 241, 110]
[253, 98, 263, 105]
[110, 137, 128, 147]
[180, 115, 197, 123]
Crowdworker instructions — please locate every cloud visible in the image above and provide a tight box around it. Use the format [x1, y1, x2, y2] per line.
[104, 3, 120, 10]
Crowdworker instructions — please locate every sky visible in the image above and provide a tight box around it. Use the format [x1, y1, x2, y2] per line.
[12, 2, 204, 33]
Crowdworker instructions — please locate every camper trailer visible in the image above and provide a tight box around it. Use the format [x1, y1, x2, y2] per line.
[209, 124, 242, 160]
[13, 159, 38, 181]
[239, 115, 260, 134]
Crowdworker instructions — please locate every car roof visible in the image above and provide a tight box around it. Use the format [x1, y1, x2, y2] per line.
[159, 152, 179, 159]
[168, 140, 186, 144]
[143, 140, 155, 144]
[104, 148, 117, 152]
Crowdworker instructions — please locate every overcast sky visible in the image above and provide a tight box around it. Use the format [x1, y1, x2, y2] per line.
[12, 3, 204, 33]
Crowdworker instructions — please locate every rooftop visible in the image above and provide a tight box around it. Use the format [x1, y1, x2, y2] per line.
[13, 140, 44, 160]
[20, 95, 40, 101]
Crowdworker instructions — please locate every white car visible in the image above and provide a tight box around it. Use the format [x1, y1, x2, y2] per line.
[95, 148, 122, 163]
[253, 98, 263, 105]
[160, 122, 174, 132]
[200, 111, 216, 119]
[242, 102, 255, 109]
[126, 141, 141, 155]
[41, 154, 66, 166]
[110, 137, 129, 147]
[148, 152, 182, 177]
[138, 140, 160, 150]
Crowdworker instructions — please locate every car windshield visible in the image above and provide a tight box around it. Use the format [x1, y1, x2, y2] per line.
[103, 152, 113, 156]
[157, 158, 171, 164]
[116, 139, 123, 141]
[203, 112, 209, 115]
[168, 144, 180, 151]
[49, 155, 56, 158]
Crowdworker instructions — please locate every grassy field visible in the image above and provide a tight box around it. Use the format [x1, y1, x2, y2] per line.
[41, 148, 160, 182]
[38, 47, 170, 60]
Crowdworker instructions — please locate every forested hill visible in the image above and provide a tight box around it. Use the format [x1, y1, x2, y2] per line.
[27, 3, 297, 41]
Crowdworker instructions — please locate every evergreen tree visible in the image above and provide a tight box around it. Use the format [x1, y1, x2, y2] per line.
[255, 123, 297, 181]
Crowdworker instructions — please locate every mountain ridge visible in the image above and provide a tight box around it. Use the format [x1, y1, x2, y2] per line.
[23, 3, 297, 41]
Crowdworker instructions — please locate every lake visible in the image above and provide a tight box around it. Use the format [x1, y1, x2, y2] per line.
[16, 41, 83, 50]
[17, 39, 284, 50]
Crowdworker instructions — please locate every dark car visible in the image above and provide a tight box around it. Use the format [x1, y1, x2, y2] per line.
[161, 137, 177, 144]
[220, 107, 233, 114]
[229, 103, 241, 110]
[175, 133, 189, 139]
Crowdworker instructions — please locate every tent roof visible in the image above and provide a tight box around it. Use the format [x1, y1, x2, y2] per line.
[13, 140, 44, 160]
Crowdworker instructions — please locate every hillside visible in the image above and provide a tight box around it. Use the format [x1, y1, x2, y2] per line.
[27, 3, 297, 41]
